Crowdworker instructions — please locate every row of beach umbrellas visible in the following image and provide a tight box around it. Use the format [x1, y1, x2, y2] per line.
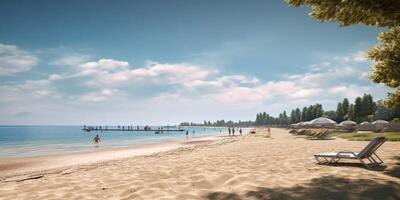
[291, 117, 389, 127]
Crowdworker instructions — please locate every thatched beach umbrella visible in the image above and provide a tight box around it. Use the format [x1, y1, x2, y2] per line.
[338, 120, 357, 131]
[299, 121, 311, 128]
[340, 120, 357, 125]
[290, 122, 301, 129]
[358, 121, 375, 131]
[386, 119, 400, 131]
[372, 120, 389, 125]
[372, 120, 389, 131]
[309, 117, 337, 128]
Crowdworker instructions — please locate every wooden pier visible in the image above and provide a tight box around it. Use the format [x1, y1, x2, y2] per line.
[82, 126, 185, 133]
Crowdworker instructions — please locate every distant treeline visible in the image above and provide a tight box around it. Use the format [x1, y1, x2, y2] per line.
[180, 120, 254, 127]
[181, 94, 400, 127]
[255, 104, 324, 125]
[255, 94, 400, 125]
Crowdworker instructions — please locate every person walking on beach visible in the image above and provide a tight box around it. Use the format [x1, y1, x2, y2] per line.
[232, 127, 235, 136]
[228, 127, 231, 136]
[239, 128, 242, 136]
[93, 134, 101, 146]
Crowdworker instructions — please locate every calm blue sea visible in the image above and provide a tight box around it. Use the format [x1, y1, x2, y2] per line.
[0, 126, 228, 158]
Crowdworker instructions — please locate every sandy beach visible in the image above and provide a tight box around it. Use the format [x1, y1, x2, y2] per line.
[0, 136, 218, 179]
[1, 128, 399, 200]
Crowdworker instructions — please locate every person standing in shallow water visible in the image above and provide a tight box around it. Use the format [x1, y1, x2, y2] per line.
[228, 127, 231, 136]
[232, 127, 235, 136]
[93, 134, 101, 147]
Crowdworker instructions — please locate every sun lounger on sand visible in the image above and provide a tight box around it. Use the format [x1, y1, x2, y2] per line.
[312, 130, 330, 139]
[297, 129, 306, 135]
[314, 137, 386, 169]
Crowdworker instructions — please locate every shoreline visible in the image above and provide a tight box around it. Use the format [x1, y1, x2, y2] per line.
[0, 126, 231, 158]
[0, 135, 222, 180]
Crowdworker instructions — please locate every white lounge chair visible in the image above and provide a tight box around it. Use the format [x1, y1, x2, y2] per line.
[314, 137, 386, 168]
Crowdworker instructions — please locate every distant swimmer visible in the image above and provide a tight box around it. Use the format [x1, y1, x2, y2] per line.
[93, 134, 101, 146]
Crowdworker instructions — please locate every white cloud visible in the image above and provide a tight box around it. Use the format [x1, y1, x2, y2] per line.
[218, 75, 259, 85]
[49, 74, 62, 81]
[0, 78, 56, 108]
[80, 89, 116, 102]
[80, 58, 129, 70]
[183, 79, 223, 89]
[49, 54, 91, 66]
[329, 86, 347, 94]
[182, 75, 259, 90]
[0, 50, 391, 124]
[0, 44, 38, 76]
[74, 59, 212, 88]
[186, 51, 385, 109]
[328, 85, 372, 99]
[207, 81, 321, 105]
[130, 62, 210, 84]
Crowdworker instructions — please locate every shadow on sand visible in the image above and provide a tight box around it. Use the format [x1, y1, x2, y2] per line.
[323, 162, 387, 171]
[384, 156, 400, 179]
[205, 175, 400, 200]
[306, 137, 336, 140]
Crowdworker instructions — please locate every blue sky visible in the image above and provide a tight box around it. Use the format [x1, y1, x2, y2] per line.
[0, 0, 390, 125]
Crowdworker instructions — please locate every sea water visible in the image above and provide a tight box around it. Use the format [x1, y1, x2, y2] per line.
[0, 126, 229, 158]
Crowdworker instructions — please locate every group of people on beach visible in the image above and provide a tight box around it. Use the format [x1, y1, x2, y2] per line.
[228, 127, 242, 136]
[92, 126, 250, 146]
[185, 130, 195, 137]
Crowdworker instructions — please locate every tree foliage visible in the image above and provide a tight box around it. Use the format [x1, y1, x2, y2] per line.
[369, 26, 400, 107]
[185, 95, 399, 127]
[375, 100, 400, 121]
[259, 93, 393, 125]
[354, 97, 363, 122]
[342, 98, 349, 118]
[348, 103, 355, 120]
[336, 102, 344, 122]
[288, 0, 400, 107]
